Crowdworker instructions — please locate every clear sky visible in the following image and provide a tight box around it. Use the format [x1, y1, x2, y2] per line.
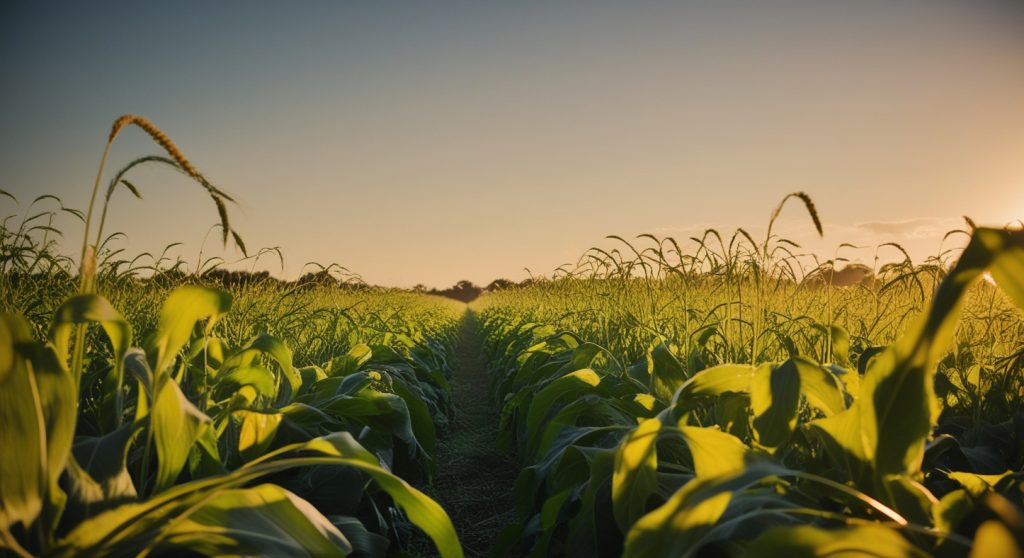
[2, 1, 1023, 287]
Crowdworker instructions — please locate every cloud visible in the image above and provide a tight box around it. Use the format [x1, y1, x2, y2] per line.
[853, 217, 966, 239]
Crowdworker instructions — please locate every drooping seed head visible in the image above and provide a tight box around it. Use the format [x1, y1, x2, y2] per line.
[108, 114, 203, 180]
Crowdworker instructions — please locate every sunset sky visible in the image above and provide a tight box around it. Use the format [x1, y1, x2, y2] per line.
[2, 1, 1023, 287]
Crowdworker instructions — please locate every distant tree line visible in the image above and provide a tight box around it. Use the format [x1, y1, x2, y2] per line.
[6, 264, 879, 298]
[414, 278, 520, 302]
[196, 271, 531, 301]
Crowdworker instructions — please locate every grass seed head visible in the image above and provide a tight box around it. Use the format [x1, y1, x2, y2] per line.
[108, 114, 203, 180]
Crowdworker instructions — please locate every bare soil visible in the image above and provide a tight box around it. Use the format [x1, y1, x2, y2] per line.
[410, 309, 521, 557]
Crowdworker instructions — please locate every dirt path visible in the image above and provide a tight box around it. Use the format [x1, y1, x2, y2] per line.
[414, 308, 520, 557]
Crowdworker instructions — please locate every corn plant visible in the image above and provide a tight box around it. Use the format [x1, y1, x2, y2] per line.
[0, 286, 463, 557]
[474, 213, 1024, 556]
[1, 115, 467, 557]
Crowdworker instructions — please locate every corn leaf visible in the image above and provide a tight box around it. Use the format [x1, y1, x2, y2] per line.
[612, 418, 661, 531]
[0, 313, 76, 533]
[150, 286, 231, 375]
[743, 524, 928, 557]
[157, 484, 351, 557]
[151, 376, 211, 493]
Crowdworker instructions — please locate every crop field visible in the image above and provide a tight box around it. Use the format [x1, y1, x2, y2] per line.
[473, 215, 1024, 556]
[3, 116, 1024, 558]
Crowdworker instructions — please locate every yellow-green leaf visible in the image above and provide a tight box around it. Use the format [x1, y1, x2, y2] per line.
[0, 313, 76, 532]
[151, 286, 231, 376]
[612, 418, 661, 531]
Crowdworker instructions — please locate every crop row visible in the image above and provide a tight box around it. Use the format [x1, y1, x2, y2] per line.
[475, 226, 1024, 557]
[1, 283, 468, 557]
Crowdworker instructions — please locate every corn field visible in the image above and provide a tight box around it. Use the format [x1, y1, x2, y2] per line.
[2, 116, 1024, 557]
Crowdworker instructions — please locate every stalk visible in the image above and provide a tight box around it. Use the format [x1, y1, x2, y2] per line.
[79, 142, 113, 294]
[70, 140, 114, 395]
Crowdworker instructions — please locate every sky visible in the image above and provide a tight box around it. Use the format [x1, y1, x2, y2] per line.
[2, 1, 1023, 288]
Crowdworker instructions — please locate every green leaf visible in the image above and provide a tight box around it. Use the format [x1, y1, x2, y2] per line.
[215, 364, 276, 401]
[318, 388, 429, 465]
[858, 344, 938, 481]
[713, 392, 751, 439]
[947, 471, 1013, 498]
[298, 365, 327, 391]
[225, 333, 299, 401]
[0, 313, 76, 533]
[751, 361, 800, 448]
[157, 484, 351, 557]
[829, 324, 851, 364]
[623, 465, 772, 558]
[647, 341, 687, 401]
[808, 228, 1024, 494]
[189, 425, 226, 479]
[677, 426, 748, 478]
[751, 357, 845, 449]
[48, 294, 131, 425]
[389, 376, 438, 468]
[971, 520, 1024, 558]
[805, 407, 868, 485]
[743, 524, 928, 557]
[55, 432, 463, 558]
[564, 446, 618, 556]
[673, 364, 758, 411]
[235, 410, 283, 462]
[328, 343, 372, 376]
[613, 418, 661, 531]
[64, 424, 140, 524]
[278, 434, 464, 558]
[627, 492, 732, 558]
[793, 358, 846, 416]
[525, 369, 602, 456]
[883, 475, 936, 527]
[331, 515, 390, 557]
[48, 294, 131, 381]
[933, 489, 972, 533]
[562, 342, 608, 374]
[150, 286, 231, 376]
[983, 228, 1024, 309]
[151, 376, 211, 493]
[530, 488, 574, 556]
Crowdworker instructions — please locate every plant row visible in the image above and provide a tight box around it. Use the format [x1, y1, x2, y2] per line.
[1, 285, 465, 557]
[476, 226, 1024, 557]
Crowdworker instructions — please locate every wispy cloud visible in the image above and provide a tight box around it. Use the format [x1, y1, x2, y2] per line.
[853, 217, 966, 239]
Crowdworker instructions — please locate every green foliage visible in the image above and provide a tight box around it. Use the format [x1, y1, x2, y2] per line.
[0, 116, 472, 557]
[0, 285, 466, 557]
[744, 524, 929, 557]
[8, 138, 1024, 558]
[475, 224, 1024, 556]
[0, 313, 76, 540]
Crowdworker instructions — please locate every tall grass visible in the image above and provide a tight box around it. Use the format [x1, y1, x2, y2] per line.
[473, 194, 1024, 556]
[0, 116, 465, 558]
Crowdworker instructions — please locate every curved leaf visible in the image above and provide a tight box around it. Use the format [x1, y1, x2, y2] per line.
[0, 314, 76, 533]
[150, 286, 231, 375]
[151, 377, 211, 493]
[744, 524, 927, 557]
[157, 484, 350, 557]
[613, 418, 661, 531]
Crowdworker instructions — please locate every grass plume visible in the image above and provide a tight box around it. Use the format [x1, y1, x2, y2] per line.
[108, 114, 202, 180]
